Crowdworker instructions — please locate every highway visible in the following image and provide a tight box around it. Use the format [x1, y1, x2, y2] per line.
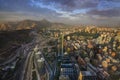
[15, 42, 35, 80]
[0, 31, 56, 80]
[43, 53, 54, 80]
[33, 54, 41, 80]
[13, 32, 54, 80]
[34, 50, 54, 80]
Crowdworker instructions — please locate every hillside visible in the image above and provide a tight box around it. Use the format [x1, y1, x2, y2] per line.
[0, 19, 67, 31]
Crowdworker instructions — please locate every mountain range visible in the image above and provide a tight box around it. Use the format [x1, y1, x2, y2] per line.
[0, 19, 65, 31]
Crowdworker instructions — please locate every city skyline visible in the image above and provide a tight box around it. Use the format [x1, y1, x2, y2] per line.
[0, 0, 120, 25]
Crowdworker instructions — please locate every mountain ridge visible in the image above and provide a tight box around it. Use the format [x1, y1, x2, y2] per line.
[0, 19, 66, 31]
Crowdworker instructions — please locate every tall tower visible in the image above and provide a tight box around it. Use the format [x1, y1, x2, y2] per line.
[61, 33, 64, 56]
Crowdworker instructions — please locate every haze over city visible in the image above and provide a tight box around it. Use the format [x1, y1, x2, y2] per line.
[0, 0, 120, 25]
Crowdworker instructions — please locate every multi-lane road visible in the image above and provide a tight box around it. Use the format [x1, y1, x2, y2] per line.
[0, 31, 56, 80]
[22, 33, 55, 80]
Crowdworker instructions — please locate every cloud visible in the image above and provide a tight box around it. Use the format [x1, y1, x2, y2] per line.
[0, 0, 120, 25]
[87, 9, 120, 17]
[30, 0, 120, 18]
[30, 0, 98, 11]
[97, 0, 120, 10]
[30, 0, 98, 20]
[0, 0, 30, 10]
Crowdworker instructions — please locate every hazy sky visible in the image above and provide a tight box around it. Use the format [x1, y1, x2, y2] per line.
[0, 0, 120, 25]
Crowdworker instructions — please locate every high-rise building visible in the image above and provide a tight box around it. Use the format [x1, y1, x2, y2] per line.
[59, 56, 78, 80]
[78, 71, 97, 80]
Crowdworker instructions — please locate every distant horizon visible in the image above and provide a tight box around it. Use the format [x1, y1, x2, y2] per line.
[0, 19, 120, 27]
